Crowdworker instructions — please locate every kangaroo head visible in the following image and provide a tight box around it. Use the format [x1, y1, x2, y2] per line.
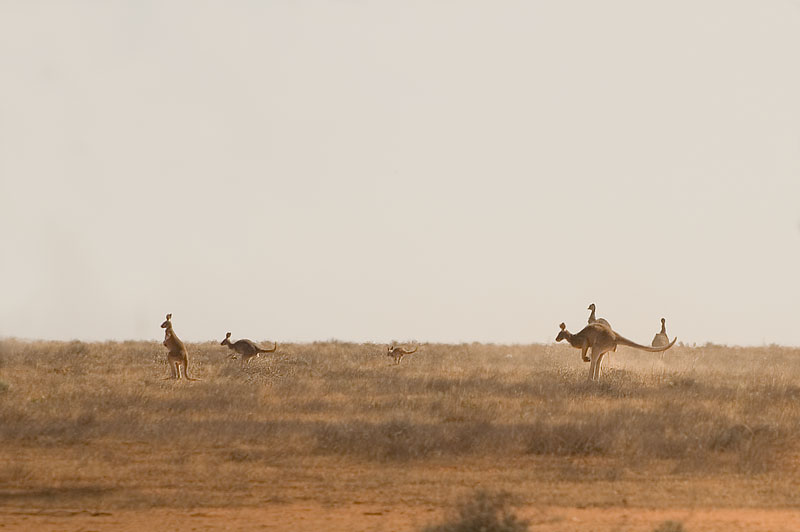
[221, 332, 232, 346]
[555, 322, 569, 342]
[161, 313, 173, 329]
[387, 345, 395, 355]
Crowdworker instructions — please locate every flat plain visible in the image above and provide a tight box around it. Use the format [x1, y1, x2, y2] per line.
[1, 338, 800, 531]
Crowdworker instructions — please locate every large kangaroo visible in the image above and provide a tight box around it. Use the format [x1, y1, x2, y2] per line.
[160, 313, 199, 380]
[556, 322, 676, 381]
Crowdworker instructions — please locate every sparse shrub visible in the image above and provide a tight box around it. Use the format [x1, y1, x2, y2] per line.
[664, 376, 698, 390]
[58, 340, 90, 358]
[524, 418, 613, 456]
[423, 490, 529, 532]
[313, 419, 493, 461]
[706, 422, 785, 473]
[653, 521, 686, 532]
[0, 463, 33, 483]
[735, 425, 783, 474]
[76, 412, 95, 426]
[227, 448, 263, 462]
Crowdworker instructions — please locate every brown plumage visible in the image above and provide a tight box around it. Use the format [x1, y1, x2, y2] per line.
[587, 303, 611, 328]
[652, 318, 670, 348]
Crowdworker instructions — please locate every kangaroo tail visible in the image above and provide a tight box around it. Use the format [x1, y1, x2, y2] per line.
[616, 335, 677, 352]
[184, 355, 200, 381]
[259, 342, 278, 354]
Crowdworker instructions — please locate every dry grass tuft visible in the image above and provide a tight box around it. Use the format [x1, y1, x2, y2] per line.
[652, 521, 687, 532]
[422, 490, 529, 532]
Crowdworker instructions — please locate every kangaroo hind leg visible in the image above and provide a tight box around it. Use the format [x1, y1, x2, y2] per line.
[587, 348, 599, 381]
[594, 352, 608, 381]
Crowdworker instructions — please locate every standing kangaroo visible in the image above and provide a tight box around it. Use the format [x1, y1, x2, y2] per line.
[556, 322, 676, 381]
[160, 313, 199, 380]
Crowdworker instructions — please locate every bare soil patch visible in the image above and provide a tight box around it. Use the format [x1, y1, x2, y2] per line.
[3, 504, 800, 532]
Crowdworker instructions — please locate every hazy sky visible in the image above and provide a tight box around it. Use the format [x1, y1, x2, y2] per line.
[1, 1, 799, 345]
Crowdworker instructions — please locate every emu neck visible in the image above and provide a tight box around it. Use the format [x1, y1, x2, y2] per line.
[660, 323, 666, 334]
[588, 309, 596, 322]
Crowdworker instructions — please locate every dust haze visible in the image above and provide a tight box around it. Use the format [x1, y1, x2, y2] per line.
[1, 2, 799, 345]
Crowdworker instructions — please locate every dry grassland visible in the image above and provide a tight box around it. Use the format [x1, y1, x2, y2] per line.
[1, 338, 800, 529]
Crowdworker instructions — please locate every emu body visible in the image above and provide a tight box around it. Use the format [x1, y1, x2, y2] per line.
[652, 318, 670, 348]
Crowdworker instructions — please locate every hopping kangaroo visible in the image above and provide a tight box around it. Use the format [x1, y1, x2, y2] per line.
[387, 344, 418, 365]
[221, 332, 277, 364]
[160, 313, 199, 380]
[587, 303, 613, 362]
[556, 322, 676, 381]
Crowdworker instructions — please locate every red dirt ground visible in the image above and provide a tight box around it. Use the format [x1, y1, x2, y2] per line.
[3, 504, 800, 532]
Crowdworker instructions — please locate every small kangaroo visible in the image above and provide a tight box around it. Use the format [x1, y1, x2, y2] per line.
[221, 332, 277, 365]
[387, 344, 418, 365]
[556, 322, 676, 381]
[160, 313, 199, 380]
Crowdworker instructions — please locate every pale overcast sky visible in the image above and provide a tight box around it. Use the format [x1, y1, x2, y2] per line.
[1, 1, 799, 345]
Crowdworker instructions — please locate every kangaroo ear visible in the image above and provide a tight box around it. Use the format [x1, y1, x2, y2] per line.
[559, 323, 566, 330]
